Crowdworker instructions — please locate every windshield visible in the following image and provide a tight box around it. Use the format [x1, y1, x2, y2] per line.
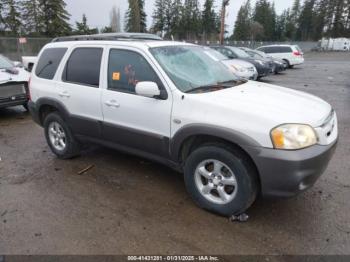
[150, 46, 241, 93]
[228, 47, 250, 58]
[0, 55, 14, 69]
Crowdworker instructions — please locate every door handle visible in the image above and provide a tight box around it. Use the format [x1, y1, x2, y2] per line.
[105, 100, 120, 108]
[59, 91, 70, 98]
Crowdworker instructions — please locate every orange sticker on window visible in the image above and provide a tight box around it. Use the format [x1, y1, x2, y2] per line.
[112, 72, 120, 81]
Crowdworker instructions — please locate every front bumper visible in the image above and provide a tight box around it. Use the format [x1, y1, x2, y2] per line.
[256, 66, 271, 78]
[246, 140, 338, 198]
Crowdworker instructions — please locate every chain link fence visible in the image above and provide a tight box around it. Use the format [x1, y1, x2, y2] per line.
[0, 37, 319, 62]
[183, 40, 319, 52]
[0, 37, 51, 61]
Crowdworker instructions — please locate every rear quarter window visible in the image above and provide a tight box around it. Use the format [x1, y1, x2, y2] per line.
[35, 48, 67, 80]
[279, 46, 293, 53]
[62, 48, 103, 87]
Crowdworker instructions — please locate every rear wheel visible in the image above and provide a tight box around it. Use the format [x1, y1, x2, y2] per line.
[44, 112, 80, 159]
[283, 59, 290, 68]
[23, 103, 28, 111]
[184, 144, 258, 217]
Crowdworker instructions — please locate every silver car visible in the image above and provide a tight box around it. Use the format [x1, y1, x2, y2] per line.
[203, 48, 258, 80]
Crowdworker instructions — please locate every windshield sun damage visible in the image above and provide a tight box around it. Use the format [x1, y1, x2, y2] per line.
[150, 46, 245, 93]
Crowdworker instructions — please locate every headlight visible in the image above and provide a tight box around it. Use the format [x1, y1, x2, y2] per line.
[230, 65, 247, 73]
[255, 60, 264, 66]
[271, 124, 318, 150]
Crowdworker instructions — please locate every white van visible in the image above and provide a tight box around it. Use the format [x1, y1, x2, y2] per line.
[28, 34, 337, 217]
[256, 45, 305, 68]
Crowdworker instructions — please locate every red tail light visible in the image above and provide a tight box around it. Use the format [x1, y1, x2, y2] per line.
[293, 51, 301, 56]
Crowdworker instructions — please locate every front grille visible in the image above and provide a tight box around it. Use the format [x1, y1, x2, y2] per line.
[0, 82, 26, 98]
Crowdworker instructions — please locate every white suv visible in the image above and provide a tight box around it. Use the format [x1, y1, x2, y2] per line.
[28, 34, 338, 216]
[256, 45, 305, 68]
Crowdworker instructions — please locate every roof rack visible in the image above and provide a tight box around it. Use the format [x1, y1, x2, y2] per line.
[52, 33, 163, 42]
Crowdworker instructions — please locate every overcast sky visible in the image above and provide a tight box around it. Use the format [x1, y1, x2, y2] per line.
[66, 0, 294, 33]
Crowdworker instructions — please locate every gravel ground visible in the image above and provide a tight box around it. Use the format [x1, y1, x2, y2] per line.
[0, 52, 349, 255]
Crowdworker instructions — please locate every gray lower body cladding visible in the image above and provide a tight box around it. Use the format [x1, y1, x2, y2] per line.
[246, 141, 338, 198]
[29, 99, 338, 199]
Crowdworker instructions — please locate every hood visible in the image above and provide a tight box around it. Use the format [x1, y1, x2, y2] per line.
[240, 57, 269, 68]
[222, 59, 255, 69]
[0, 67, 30, 84]
[192, 81, 332, 128]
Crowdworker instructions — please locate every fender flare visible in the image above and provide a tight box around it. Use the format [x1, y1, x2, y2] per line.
[170, 124, 261, 162]
[35, 97, 70, 124]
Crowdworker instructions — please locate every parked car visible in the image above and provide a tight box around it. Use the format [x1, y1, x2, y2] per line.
[203, 47, 258, 80]
[28, 34, 338, 217]
[22, 56, 38, 72]
[0, 54, 30, 110]
[256, 45, 304, 68]
[239, 47, 286, 74]
[211, 46, 272, 80]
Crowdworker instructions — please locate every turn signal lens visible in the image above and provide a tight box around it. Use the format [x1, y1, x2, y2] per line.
[271, 124, 318, 150]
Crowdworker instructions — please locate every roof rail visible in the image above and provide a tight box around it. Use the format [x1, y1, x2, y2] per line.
[52, 33, 163, 42]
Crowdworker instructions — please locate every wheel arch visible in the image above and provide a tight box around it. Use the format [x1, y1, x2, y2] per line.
[172, 125, 262, 196]
[36, 97, 70, 125]
[171, 124, 261, 163]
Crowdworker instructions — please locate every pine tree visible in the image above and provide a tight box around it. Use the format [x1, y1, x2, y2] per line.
[311, 0, 329, 40]
[75, 14, 96, 35]
[296, 0, 316, 40]
[3, 0, 21, 36]
[182, 0, 201, 40]
[152, 0, 166, 35]
[275, 10, 288, 41]
[125, 0, 147, 32]
[138, 0, 147, 32]
[21, 0, 42, 35]
[169, 0, 184, 39]
[202, 0, 217, 40]
[253, 0, 275, 41]
[39, 0, 71, 37]
[125, 0, 141, 32]
[233, 0, 251, 41]
[110, 6, 121, 33]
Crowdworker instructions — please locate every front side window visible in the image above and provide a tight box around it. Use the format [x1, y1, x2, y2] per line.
[151, 46, 242, 93]
[63, 48, 103, 87]
[108, 49, 163, 94]
[35, 48, 67, 80]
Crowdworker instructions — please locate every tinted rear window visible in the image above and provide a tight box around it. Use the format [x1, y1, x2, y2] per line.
[35, 48, 67, 79]
[279, 46, 293, 53]
[63, 48, 103, 87]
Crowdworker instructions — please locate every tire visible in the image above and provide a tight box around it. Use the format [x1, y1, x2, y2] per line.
[43, 112, 80, 159]
[283, 59, 290, 68]
[289, 65, 294, 69]
[23, 103, 28, 111]
[184, 144, 258, 217]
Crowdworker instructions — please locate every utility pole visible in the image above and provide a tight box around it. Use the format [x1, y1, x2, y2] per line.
[220, 0, 230, 45]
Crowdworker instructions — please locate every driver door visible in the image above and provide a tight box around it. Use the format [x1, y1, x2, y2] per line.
[101, 48, 172, 157]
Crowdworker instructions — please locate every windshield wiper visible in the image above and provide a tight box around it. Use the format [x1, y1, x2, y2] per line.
[185, 84, 223, 94]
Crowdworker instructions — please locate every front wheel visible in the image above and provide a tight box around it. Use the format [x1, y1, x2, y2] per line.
[184, 145, 258, 217]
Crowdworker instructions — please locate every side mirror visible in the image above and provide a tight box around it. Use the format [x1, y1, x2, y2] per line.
[135, 81, 161, 98]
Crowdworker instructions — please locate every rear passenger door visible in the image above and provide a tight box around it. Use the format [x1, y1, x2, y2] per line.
[101, 47, 172, 157]
[57, 46, 105, 138]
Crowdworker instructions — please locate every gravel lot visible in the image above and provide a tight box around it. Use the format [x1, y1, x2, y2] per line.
[0, 52, 349, 255]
